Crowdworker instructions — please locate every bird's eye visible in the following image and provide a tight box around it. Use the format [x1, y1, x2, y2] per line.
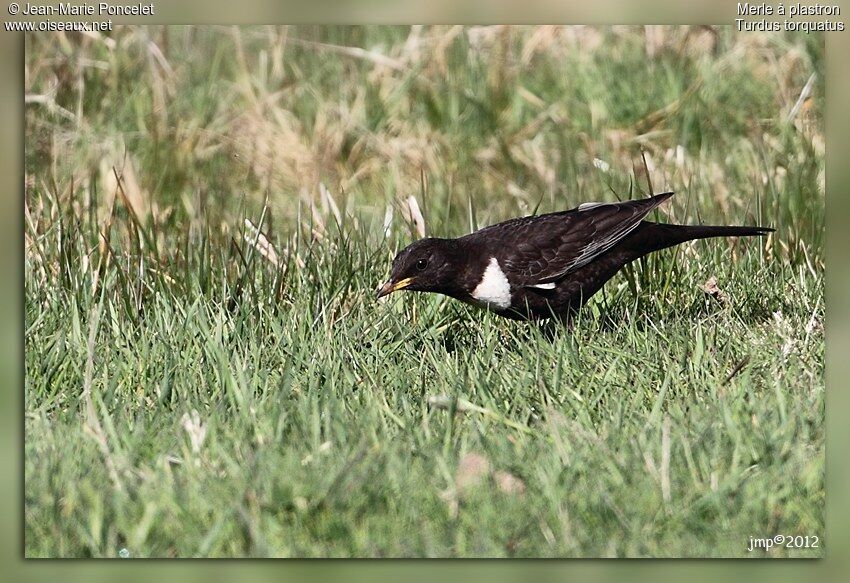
[416, 259, 428, 271]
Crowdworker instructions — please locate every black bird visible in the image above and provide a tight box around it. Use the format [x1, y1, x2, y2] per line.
[376, 192, 773, 322]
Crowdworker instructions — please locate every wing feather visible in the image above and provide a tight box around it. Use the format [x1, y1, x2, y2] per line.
[465, 193, 674, 288]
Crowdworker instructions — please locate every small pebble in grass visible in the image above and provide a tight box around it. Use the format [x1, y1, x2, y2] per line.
[455, 452, 526, 497]
[118, 547, 130, 558]
[456, 452, 490, 493]
[495, 470, 526, 495]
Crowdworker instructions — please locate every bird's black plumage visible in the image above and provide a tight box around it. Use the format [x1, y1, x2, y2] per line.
[377, 192, 773, 322]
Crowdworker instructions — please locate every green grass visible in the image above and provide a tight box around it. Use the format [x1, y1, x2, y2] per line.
[24, 25, 824, 557]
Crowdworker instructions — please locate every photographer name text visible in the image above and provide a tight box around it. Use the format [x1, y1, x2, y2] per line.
[19, 2, 154, 16]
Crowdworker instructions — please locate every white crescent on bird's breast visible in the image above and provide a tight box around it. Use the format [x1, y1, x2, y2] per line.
[470, 257, 512, 310]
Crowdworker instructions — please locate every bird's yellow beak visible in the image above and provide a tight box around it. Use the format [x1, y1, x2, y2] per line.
[376, 277, 414, 299]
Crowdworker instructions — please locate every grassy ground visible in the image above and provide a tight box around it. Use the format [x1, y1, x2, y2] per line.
[24, 26, 824, 557]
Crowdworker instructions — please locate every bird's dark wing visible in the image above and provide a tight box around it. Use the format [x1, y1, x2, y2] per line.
[478, 192, 674, 287]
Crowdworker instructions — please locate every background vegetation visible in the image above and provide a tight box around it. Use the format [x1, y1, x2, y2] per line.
[24, 25, 824, 557]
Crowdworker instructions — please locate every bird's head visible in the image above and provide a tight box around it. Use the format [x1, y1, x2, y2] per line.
[377, 238, 462, 299]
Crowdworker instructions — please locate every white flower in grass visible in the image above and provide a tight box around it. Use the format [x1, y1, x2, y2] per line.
[592, 157, 611, 172]
[180, 410, 207, 454]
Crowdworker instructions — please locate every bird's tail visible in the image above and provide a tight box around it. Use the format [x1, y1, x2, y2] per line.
[639, 222, 774, 253]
